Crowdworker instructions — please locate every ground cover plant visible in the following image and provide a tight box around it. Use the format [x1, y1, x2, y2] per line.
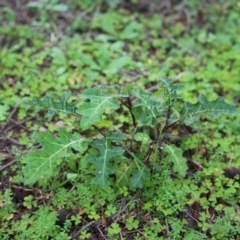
[0, 0, 240, 239]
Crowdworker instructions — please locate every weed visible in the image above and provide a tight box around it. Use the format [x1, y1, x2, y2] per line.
[21, 78, 237, 190]
[1, 1, 240, 239]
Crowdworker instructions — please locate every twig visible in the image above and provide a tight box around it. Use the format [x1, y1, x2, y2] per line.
[120, 97, 137, 128]
[184, 207, 199, 224]
[11, 184, 38, 191]
[93, 125, 106, 137]
[9, 119, 31, 132]
[0, 101, 22, 133]
[183, 8, 191, 33]
[162, 120, 179, 132]
[96, 226, 106, 239]
[78, 220, 97, 232]
[0, 159, 16, 172]
[189, 159, 203, 170]
[0, 135, 23, 146]
[113, 198, 139, 222]
[165, 218, 171, 240]
[127, 96, 137, 127]
[3, 117, 35, 133]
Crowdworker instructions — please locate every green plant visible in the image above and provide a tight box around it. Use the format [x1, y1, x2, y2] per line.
[125, 216, 139, 230]
[21, 78, 237, 191]
[0, 189, 15, 221]
[105, 204, 117, 217]
[142, 218, 165, 239]
[108, 222, 121, 236]
[23, 195, 37, 209]
[71, 214, 82, 225]
[27, 0, 68, 28]
[79, 230, 91, 240]
[10, 208, 69, 240]
[211, 207, 240, 239]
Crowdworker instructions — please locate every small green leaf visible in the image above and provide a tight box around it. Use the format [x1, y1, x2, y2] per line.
[0, 105, 9, 121]
[182, 94, 237, 125]
[105, 204, 117, 217]
[134, 132, 150, 145]
[100, 17, 116, 35]
[108, 223, 121, 235]
[120, 22, 142, 40]
[104, 56, 131, 74]
[163, 144, 188, 177]
[126, 216, 139, 230]
[50, 47, 67, 66]
[52, 4, 68, 12]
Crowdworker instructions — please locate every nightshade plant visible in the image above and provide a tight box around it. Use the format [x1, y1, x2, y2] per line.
[21, 78, 237, 190]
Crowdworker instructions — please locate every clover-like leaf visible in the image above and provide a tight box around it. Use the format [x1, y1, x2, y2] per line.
[77, 86, 126, 130]
[26, 91, 77, 117]
[181, 94, 237, 125]
[88, 131, 125, 189]
[22, 129, 88, 185]
[163, 144, 188, 177]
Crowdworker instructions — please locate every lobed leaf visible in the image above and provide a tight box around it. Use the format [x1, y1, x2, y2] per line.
[181, 94, 237, 125]
[22, 129, 88, 185]
[163, 144, 188, 177]
[88, 131, 125, 189]
[123, 147, 150, 190]
[26, 91, 77, 118]
[115, 160, 134, 187]
[131, 87, 165, 126]
[130, 167, 150, 190]
[77, 86, 127, 130]
[160, 77, 182, 107]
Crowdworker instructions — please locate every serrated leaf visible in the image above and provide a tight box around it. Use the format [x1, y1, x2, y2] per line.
[131, 87, 165, 126]
[159, 77, 182, 124]
[25, 91, 77, 118]
[88, 131, 125, 189]
[181, 94, 237, 125]
[163, 144, 188, 177]
[130, 167, 150, 190]
[22, 129, 88, 185]
[115, 159, 134, 187]
[77, 86, 126, 130]
[160, 77, 182, 107]
[123, 147, 150, 190]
